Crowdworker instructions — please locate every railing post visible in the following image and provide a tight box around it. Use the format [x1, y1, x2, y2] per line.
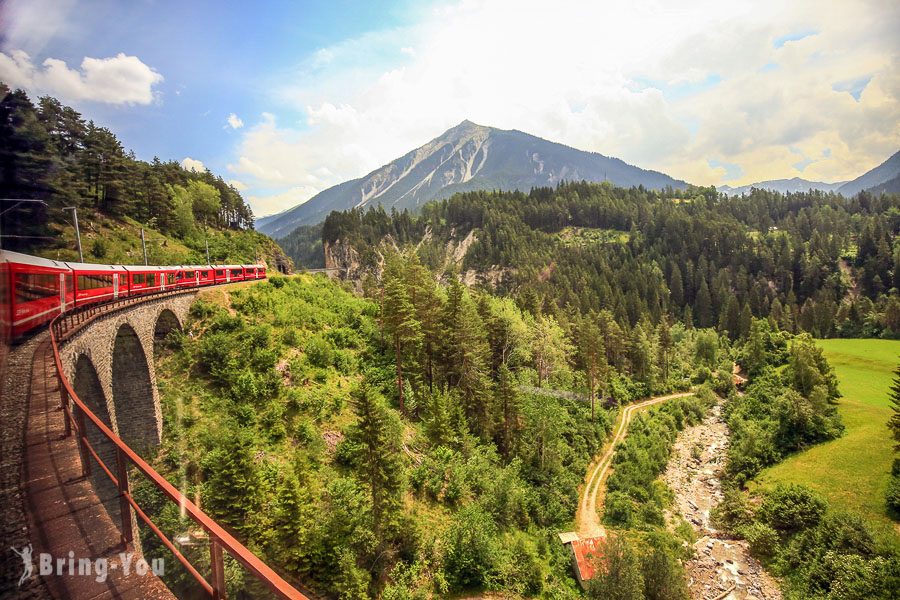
[210, 536, 226, 599]
[116, 447, 134, 547]
[58, 374, 71, 437]
[74, 406, 91, 477]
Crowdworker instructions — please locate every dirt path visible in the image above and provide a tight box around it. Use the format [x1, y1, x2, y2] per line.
[664, 403, 782, 599]
[575, 391, 694, 537]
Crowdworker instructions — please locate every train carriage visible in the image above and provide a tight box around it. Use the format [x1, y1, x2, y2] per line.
[4, 251, 74, 338]
[124, 265, 170, 295]
[224, 265, 245, 283]
[67, 262, 129, 306]
[176, 265, 215, 288]
[2, 252, 267, 341]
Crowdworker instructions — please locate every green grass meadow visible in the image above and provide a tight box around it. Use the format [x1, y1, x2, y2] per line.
[756, 338, 899, 537]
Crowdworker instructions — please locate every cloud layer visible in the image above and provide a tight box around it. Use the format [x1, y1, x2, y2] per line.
[0, 50, 163, 105]
[230, 0, 899, 217]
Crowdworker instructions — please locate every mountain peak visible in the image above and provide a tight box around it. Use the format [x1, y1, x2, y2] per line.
[257, 122, 687, 237]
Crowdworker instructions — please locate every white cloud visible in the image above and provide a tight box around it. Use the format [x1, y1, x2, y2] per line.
[226, 113, 244, 129]
[248, 186, 321, 218]
[0, 50, 163, 105]
[0, 0, 76, 57]
[230, 0, 900, 212]
[227, 179, 248, 191]
[181, 157, 206, 172]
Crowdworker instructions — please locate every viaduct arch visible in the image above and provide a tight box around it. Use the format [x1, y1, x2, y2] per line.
[58, 294, 194, 533]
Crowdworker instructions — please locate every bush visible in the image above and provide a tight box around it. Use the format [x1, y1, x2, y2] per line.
[886, 474, 900, 514]
[91, 237, 108, 258]
[711, 488, 754, 530]
[305, 334, 335, 368]
[739, 522, 780, 558]
[758, 484, 826, 534]
[442, 505, 497, 588]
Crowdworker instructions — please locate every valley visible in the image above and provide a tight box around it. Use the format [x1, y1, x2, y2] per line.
[665, 404, 781, 600]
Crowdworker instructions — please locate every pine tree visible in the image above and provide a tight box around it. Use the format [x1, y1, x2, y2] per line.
[695, 279, 713, 328]
[889, 366, 900, 451]
[669, 264, 684, 309]
[739, 302, 753, 340]
[348, 384, 405, 538]
[382, 254, 422, 414]
[495, 364, 522, 459]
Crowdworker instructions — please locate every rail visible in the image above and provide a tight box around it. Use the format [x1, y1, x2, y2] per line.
[48, 285, 309, 600]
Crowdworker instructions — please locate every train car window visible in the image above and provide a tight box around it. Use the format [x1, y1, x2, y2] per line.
[201, 271, 209, 278]
[184, 271, 195, 279]
[135, 274, 144, 285]
[77, 274, 112, 291]
[14, 273, 59, 303]
[231, 269, 242, 277]
[147, 273, 156, 286]
[167, 274, 176, 285]
[216, 270, 225, 276]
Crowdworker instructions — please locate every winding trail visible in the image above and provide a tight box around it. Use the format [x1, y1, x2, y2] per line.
[575, 391, 694, 537]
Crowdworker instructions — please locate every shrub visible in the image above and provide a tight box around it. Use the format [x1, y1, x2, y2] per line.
[442, 505, 497, 588]
[712, 488, 754, 530]
[304, 334, 335, 368]
[739, 522, 780, 558]
[758, 484, 826, 534]
[886, 474, 900, 514]
[91, 237, 108, 258]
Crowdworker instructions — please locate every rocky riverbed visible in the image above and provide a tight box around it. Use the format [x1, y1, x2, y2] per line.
[663, 404, 782, 600]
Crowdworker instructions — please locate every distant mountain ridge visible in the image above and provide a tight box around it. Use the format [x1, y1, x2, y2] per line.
[836, 150, 900, 196]
[719, 150, 900, 197]
[719, 177, 846, 196]
[257, 120, 688, 237]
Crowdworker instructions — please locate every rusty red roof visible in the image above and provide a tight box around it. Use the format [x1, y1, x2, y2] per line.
[571, 536, 606, 581]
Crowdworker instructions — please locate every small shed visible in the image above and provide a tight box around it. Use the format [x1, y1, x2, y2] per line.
[558, 532, 607, 589]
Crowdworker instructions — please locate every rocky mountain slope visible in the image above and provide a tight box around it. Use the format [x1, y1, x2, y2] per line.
[257, 120, 688, 237]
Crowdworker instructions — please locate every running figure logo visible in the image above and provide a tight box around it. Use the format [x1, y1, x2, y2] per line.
[11, 545, 34, 586]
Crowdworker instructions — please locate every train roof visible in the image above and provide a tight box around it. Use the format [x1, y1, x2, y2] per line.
[0, 249, 71, 269]
[121, 265, 174, 272]
[64, 261, 128, 272]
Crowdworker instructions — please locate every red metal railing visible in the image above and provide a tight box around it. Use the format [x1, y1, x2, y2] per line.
[49, 286, 309, 600]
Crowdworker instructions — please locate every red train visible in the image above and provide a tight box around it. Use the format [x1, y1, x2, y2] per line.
[0, 250, 267, 340]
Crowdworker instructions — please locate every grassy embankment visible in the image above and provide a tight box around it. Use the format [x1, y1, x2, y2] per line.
[31, 209, 288, 268]
[756, 338, 899, 537]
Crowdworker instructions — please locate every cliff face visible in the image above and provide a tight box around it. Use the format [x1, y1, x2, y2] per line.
[323, 238, 364, 280]
[324, 228, 513, 289]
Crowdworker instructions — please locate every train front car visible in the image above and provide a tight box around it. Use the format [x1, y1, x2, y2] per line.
[67, 261, 129, 308]
[5, 250, 74, 338]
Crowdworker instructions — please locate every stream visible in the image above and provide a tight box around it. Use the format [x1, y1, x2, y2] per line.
[663, 404, 782, 599]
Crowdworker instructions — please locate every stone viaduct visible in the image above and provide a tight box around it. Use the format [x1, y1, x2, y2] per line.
[56, 292, 196, 528]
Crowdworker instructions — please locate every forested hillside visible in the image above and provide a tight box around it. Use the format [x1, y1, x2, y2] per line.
[0, 85, 289, 267]
[147, 253, 740, 598]
[322, 182, 900, 339]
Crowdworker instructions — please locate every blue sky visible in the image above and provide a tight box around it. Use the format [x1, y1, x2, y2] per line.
[2, 0, 898, 217]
